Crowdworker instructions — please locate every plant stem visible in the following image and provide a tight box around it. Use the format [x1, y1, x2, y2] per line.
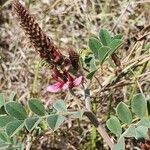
[84, 88, 114, 149]
[84, 111, 114, 149]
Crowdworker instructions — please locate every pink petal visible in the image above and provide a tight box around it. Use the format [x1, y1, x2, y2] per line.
[62, 81, 69, 90]
[47, 82, 63, 93]
[73, 76, 83, 87]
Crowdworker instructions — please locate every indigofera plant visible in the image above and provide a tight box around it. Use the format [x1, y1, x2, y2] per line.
[2, 0, 148, 150]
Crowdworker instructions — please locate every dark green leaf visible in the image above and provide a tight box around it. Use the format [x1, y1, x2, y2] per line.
[88, 37, 102, 57]
[116, 102, 132, 124]
[86, 70, 97, 79]
[109, 39, 122, 55]
[28, 99, 45, 116]
[47, 114, 65, 131]
[0, 115, 15, 128]
[6, 120, 24, 137]
[106, 116, 122, 136]
[0, 132, 10, 143]
[5, 102, 27, 120]
[99, 28, 111, 46]
[131, 94, 146, 118]
[0, 93, 5, 108]
[53, 100, 67, 113]
[25, 117, 41, 132]
[98, 46, 110, 64]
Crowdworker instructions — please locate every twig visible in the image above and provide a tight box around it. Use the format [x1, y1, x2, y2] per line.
[84, 111, 114, 149]
[83, 87, 114, 149]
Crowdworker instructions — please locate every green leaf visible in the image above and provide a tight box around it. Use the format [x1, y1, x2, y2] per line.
[86, 70, 97, 79]
[0, 142, 10, 149]
[124, 124, 137, 138]
[70, 111, 83, 119]
[53, 100, 67, 113]
[88, 37, 102, 57]
[47, 114, 65, 131]
[99, 28, 111, 46]
[136, 126, 148, 139]
[113, 136, 125, 150]
[116, 102, 132, 125]
[6, 120, 24, 137]
[0, 115, 15, 128]
[113, 34, 123, 40]
[0, 132, 11, 143]
[5, 102, 27, 120]
[28, 99, 45, 116]
[137, 117, 150, 127]
[131, 94, 146, 118]
[98, 46, 110, 64]
[0, 93, 5, 108]
[106, 116, 122, 136]
[109, 39, 122, 55]
[25, 117, 41, 132]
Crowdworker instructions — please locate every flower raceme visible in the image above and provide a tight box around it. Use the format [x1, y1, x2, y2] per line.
[12, 0, 83, 93]
[47, 68, 83, 93]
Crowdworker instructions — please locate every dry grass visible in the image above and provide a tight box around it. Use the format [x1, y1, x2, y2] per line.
[0, 0, 150, 149]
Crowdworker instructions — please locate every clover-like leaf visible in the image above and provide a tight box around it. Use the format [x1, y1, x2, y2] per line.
[6, 120, 24, 137]
[25, 117, 41, 132]
[5, 102, 27, 120]
[47, 114, 65, 131]
[28, 98, 45, 116]
[137, 117, 150, 127]
[136, 126, 148, 139]
[89, 37, 102, 58]
[116, 102, 132, 125]
[98, 46, 110, 64]
[131, 94, 146, 118]
[106, 116, 122, 136]
[109, 39, 122, 55]
[0, 115, 16, 128]
[99, 28, 111, 46]
[123, 124, 137, 138]
[53, 100, 67, 113]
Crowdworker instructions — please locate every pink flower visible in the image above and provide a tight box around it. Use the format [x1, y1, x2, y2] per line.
[47, 76, 83, 93]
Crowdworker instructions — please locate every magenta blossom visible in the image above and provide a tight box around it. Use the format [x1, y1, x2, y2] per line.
[47, 75, 83, 93]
